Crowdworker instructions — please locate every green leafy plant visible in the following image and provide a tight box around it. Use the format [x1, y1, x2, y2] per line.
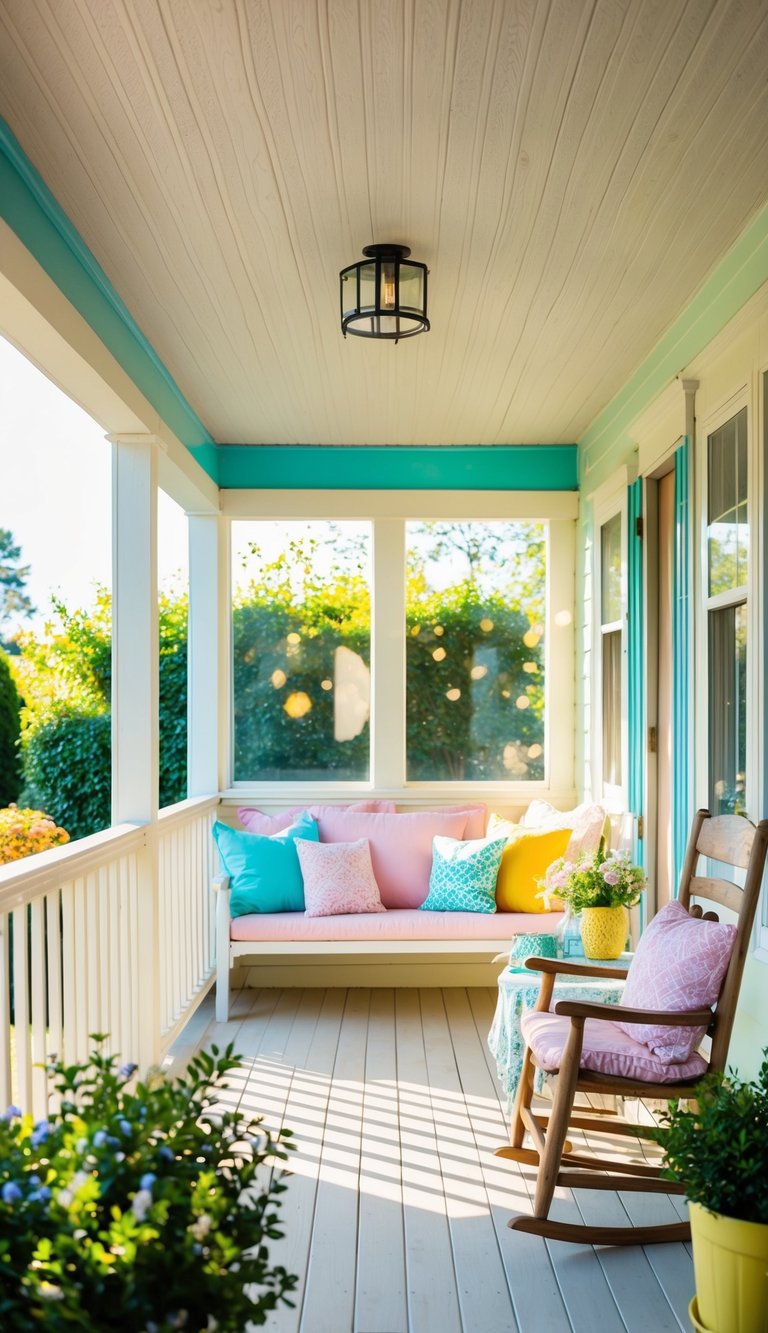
[538, 847, 646, 912]
[0, 651, 22, 806]
[651, 1052, 768, 1225]
[0, 1040, 297, 1330]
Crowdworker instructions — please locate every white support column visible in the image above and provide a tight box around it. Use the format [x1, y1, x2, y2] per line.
[188, 513, 223, 795]
[372, 519, 406, 789]
[109, 433, 160, 1071]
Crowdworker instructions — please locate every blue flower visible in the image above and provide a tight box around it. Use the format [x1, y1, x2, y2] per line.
[92, 1130, 108, 1149]
[28, 1186, 51, 1203]
[158, 1145, 175, 1162]
[118, 1119, 132, 1137]
[140, 1172, 157, 1190]
[119, 1062, 138, 1079]
[30, 1121, 50, 1147]
[2, 1105, 21, 1121]
[2, 1181, 22, 1204]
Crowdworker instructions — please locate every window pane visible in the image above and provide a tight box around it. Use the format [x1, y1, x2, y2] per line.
[405, 521, 546, 781]
[708, 407, 748, 596]
[231, 522, 371, 780]
[601, 513, 622, 625]
[709, 602, 747, 816]
[602, 629, 622, 788]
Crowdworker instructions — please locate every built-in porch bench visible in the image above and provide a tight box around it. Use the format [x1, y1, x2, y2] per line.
[213, 799, 607, 1021]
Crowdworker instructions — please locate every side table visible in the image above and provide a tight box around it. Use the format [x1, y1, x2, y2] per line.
[487, 958, 629, 1102]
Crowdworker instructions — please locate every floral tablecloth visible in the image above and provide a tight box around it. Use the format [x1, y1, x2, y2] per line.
[487, 964, 627, 1102]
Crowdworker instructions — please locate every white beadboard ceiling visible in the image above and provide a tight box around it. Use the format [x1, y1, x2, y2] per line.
[0, 0, 767, 448]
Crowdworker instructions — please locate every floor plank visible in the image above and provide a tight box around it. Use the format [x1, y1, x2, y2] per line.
[176, 988, 695, 1333]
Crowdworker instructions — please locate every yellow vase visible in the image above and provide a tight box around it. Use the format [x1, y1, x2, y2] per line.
[689, 1201, 768, 1333]
[579, 906, 627, 959]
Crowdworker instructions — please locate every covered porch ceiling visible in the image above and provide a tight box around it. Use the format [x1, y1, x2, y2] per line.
[0, 0, 767, 456]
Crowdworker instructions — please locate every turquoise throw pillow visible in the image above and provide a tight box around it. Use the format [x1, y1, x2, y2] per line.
[419, 835, 506, 913]
[213, 813, 318, 917]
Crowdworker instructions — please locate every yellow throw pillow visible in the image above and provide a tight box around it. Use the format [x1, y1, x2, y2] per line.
[494, 825, 571, 912]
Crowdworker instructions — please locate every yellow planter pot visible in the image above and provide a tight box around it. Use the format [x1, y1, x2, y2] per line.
[689, 1200, 768, 1333]
[579, 905, 627, 959]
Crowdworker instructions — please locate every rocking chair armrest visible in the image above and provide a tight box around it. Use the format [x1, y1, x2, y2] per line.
[524, 957, 629, 981]
[553, 999, 714, 1025]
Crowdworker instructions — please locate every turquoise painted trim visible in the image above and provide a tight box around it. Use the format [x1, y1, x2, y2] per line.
[0, 117, 218, 476]
[216, 444, 578, 491]
[627, 478, 645, 871]
[580, 200, 768, 483]
[672, 438, 692, 893]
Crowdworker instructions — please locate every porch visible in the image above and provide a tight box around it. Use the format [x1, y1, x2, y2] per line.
[180, 983, 693, 1333]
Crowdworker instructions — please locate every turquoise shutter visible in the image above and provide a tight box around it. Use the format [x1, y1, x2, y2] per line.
[672, 438, 692, 892]
[627, 478, 645, 870]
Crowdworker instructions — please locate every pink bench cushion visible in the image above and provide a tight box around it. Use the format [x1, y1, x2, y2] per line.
[230, 907, 562, 943]
[520, 1009, 708, 1084]
[315, 808, 471, 907]
[238, 800, 396, 836]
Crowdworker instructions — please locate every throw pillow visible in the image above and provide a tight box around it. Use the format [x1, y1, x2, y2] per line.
[492, 825, 571, 912]
[212, 812, 319, 917]
[520, 800, 607, 861]
[314, 808, 471, 908]
[428, 804, 488, 838]
[296, 838, 386, 917]
[419, 835, 507, 913]
[616, 900, 737, 1063]
[238, 800, 396, 836]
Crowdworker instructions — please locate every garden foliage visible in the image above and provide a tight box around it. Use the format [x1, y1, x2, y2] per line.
[0, 805, 69, 865]
[0, 1040, 296, 1330]
[0, 650, 21, 806]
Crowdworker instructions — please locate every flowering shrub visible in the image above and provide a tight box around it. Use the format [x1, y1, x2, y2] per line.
[539, 847, 646, 913]
[0, 803, 69, 865]
[0, 1040, 297, 1331]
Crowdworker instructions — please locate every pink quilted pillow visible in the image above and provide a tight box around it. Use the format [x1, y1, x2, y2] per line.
[238, 800, 396, 836]
[315, 808, 470, 908]
[296, 839, 385, 917]
[616, 900, 737, 1063]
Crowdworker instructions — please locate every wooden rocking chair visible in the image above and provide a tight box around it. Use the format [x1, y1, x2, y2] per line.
[496, 809, 768, 1245]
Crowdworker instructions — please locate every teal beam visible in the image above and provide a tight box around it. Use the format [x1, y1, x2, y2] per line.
[216, 444, 578, 491]
[0, 117, 217, 476]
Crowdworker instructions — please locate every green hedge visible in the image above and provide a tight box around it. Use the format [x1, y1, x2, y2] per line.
[0, 651, 21, 806]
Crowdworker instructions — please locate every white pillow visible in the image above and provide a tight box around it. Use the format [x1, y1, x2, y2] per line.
[522, 800, 606, 861]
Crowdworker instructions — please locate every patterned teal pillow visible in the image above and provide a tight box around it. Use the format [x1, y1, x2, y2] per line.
[419, 835, 507, 913]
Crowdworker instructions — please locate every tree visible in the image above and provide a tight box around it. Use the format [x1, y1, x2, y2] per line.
[0, 529, 34, 643]
[0, 650, 21, 805]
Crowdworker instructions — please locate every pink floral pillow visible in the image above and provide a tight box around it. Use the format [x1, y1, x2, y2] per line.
[238, 800, 396, 836]
[616, 900, 737, 1063]
[296, 838, 386, 917]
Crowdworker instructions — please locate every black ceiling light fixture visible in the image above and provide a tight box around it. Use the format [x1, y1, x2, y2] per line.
[340, 243, 429, 342]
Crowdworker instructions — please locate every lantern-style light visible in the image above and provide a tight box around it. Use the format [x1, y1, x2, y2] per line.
[340, 244, 429, 341]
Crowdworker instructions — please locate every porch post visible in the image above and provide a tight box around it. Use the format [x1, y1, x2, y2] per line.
[187, 513, 224, 794]
[109, 433, 160, 1072]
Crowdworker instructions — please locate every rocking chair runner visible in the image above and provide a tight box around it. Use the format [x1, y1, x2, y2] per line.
[496, 809, 768, 1245]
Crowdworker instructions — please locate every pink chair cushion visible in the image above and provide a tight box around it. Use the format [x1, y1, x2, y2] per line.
[521, 1009, 709, 1084]
[238, 800, 396, 836]
[296, 839, 385, 917]
[616, 900, 737, 1062]
[315, 808, 471, 907]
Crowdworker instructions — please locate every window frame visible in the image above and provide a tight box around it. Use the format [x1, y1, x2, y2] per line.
[590, 477, 629, 815]
[219, 489, 577, 805]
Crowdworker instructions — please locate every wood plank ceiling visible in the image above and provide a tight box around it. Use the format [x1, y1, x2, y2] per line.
[0, 0, 767, 448]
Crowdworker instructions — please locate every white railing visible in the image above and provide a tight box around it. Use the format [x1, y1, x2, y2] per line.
[0, 796, 218, 1120]
[157, 796, 218, 1049]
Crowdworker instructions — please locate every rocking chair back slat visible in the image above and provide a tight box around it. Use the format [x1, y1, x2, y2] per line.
[695, 812, 757, 869]
[686, 875, 743, 915]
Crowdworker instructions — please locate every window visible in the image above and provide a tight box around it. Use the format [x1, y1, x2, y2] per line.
[231, 521, 371, 781]
[404, 521, 546, 781]
[600, 512, 623, 792]
[706, 407, 748, 816]
[223, 494, 576, 795]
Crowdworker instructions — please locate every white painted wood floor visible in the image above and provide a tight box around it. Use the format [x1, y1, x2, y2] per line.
[172, 987, 694, 1333]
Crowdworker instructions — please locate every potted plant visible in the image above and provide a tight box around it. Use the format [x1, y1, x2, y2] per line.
[653, 1054, 768, 1333]
[538, 847, 646, 958]
[0, 1039, 297, 1331]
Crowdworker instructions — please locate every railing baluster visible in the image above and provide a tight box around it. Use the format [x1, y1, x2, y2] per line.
[0, 911, 12, 1109]
[30, 897, 47, 1117]
[12, 905, 31, 1112]
[46, 891, 63, 1069]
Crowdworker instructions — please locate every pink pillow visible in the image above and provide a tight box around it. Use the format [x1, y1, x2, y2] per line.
[616, 900, 737, 1063]
[429, 804, 487, 839]
[315, 808, 470, 908]
[296, 839, 385, 917]
[238, 800, 396, 836]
